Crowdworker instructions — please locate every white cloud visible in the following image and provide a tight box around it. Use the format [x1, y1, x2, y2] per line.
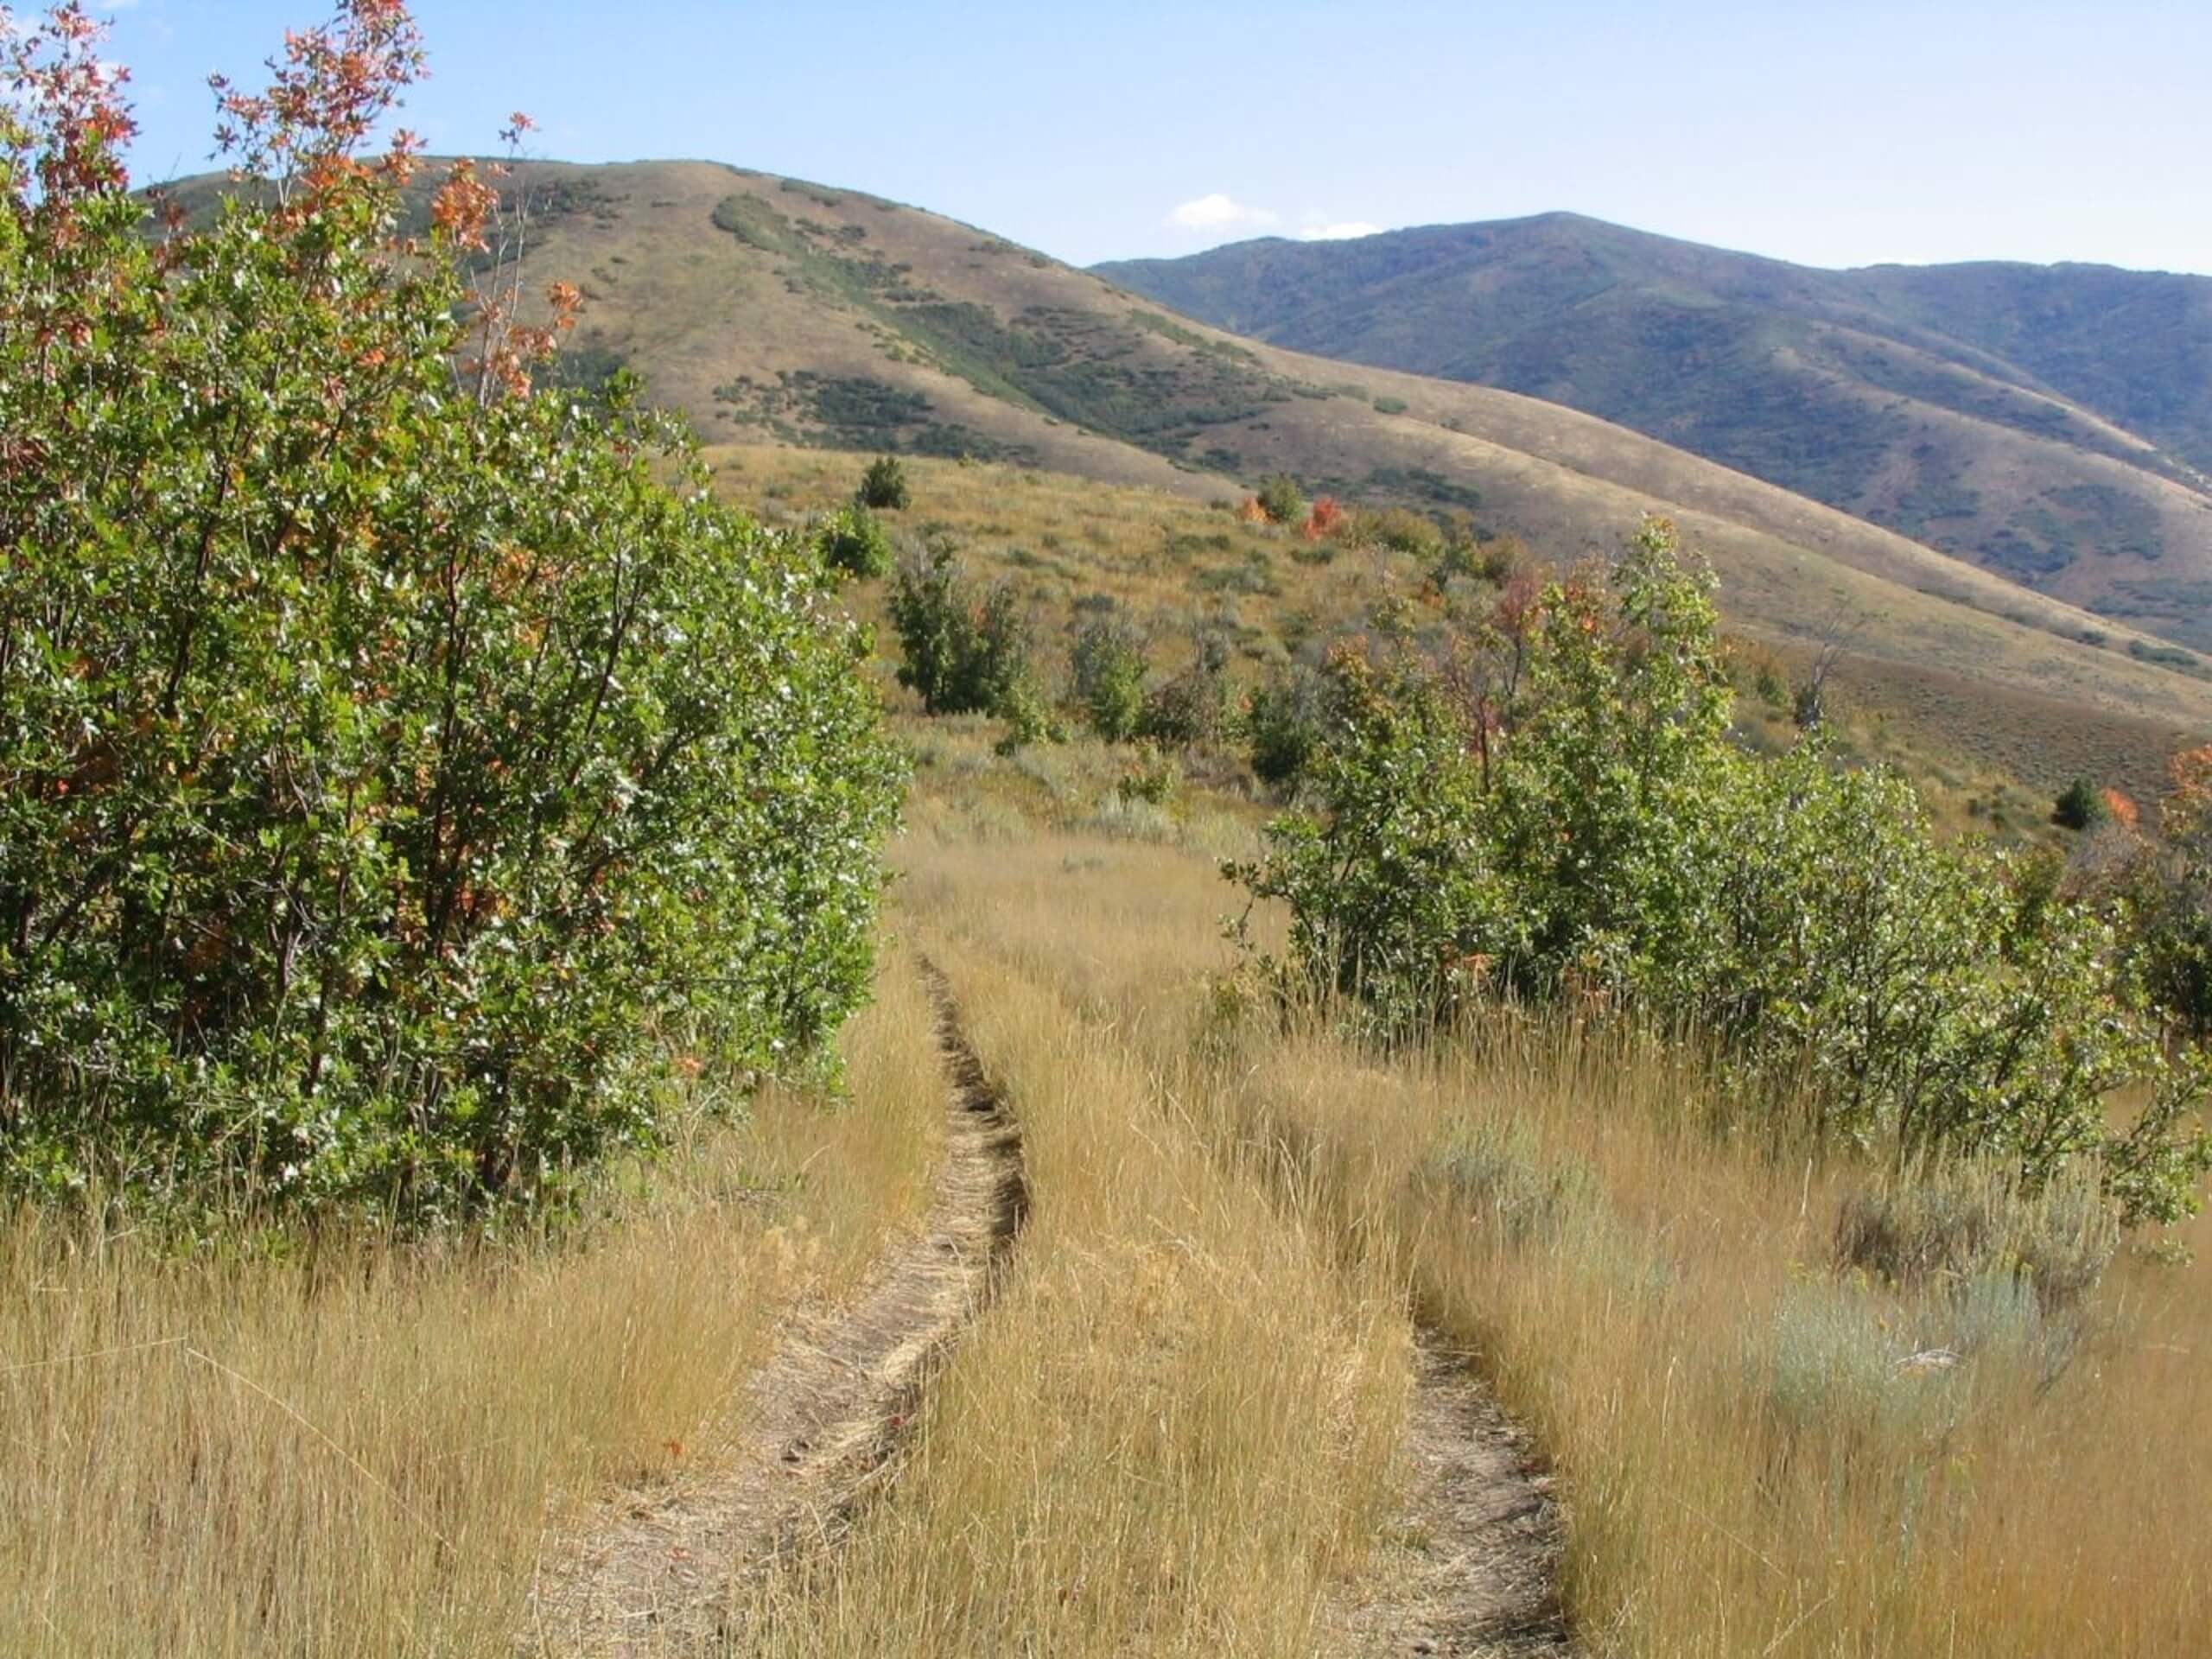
[1298, 221, 1383, 242]
[1166, 193, 1278, 232]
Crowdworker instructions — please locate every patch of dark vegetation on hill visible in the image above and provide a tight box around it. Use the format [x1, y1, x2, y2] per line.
[709, 190, 1344, 467]
[712, 370, 1039, 465]
[2096, 579, 2212, 652]
[1980, 482, 2169, 585]
[2126, 636, 2208, 677]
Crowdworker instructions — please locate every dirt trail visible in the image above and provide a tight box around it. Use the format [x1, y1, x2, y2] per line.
[529, 962, 1025, 1656]
[1325, 1332, 1575, 1658]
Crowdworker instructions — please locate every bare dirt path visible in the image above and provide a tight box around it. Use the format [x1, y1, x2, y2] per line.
[1325, 1331, 1576, 1658]
[528, 962, 1025, 1656]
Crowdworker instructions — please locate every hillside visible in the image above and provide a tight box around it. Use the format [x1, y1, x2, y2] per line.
[156, 160, 2212, 775]
[1096, 215, 2212, 648]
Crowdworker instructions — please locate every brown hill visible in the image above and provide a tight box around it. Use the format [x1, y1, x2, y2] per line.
[153, 159, 2212, 783]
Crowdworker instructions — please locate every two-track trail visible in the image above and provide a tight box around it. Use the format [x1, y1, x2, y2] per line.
[529, 962, 1025, 1656]
[1325, 1332, 1575, 1657]
[531, 927, 1572, 1657]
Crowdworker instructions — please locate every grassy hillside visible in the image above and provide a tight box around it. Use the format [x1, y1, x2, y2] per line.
[719, 445, 2202, 815]
[454, 162, 2212, 760]
[49, 119, 2212, 1659]
[1096, 215, 2212, 647]
[851, 802, 2212, 1658]
[154, 160, 2212, 780]
[22, 701, 2209, 1654]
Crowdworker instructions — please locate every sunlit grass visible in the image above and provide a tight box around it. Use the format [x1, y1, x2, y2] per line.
[0, 945, 945, 1657]
[13, 741, 2209, 1656]
[738, 919, 1408, 1656]
[883, 794, 2212, 1656]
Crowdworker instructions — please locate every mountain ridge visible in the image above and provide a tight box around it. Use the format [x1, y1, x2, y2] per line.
[1095, 215, 2212, 646]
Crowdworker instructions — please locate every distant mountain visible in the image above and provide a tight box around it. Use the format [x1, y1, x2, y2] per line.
[1096, 216, 2212, 649]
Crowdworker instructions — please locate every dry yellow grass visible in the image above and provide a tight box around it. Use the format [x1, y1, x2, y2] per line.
[736, 912, 1409, 1656]
[11, 726, 2209, 1656]
[874, 766, 2212, 1657]
[1209, 1021, 2212, 1656]
[0, 943, 945, 1657]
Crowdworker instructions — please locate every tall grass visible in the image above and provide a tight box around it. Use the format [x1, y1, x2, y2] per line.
[1202, 1018, 2212, 1655]
[737, 855, 1409, 1656]
[890, 817, 2212, 1656]
[11, 779, 2208, 1656]
[0, 945, 945, 1657]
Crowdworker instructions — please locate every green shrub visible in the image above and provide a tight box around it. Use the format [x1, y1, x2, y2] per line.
[1432, 534, 1484, 585]
[990, 677, 1065, 756]
[814, 504, 893, 579]
[1231, 518, 2212, 1224]
[857, 454, 911, 511]
[1068, 611, 1150, 742]
[1244, 665, 1327, 792]
[0, 9, 903, 1215]
[1137, 633, 1230, 750]
[1359, 506, 1444, 560]
[1255, 473, 1306, 526]
[1114, 745, 1180, 806]
[889, 541, 1036, 721]
[1791, 679, 1827, 729]
[2114, 747, 2212, 1042]
[2053, 776, 2106, 830]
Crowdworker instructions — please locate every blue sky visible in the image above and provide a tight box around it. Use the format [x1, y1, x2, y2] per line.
[92, 0, 2212, 274]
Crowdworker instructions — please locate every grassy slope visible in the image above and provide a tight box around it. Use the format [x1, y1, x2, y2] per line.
[1096, 214, 2212, 646]
[721, 444, 2198, 814]
[153, 159, 2212, 785]
[834, 760, 2212, 1658]
[460, 161, 2212, 764]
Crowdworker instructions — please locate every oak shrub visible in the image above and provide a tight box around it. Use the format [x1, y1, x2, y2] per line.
[0, 3, 903, 1215]
[813, 503, 894, 581]
[1068, 611, 1148, 743]
[1232, 519, 2211, 1224]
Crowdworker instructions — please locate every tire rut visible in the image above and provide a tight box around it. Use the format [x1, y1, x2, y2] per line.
[1325, 1329, 1575, 1658]
[529, 960, 1025, 1656]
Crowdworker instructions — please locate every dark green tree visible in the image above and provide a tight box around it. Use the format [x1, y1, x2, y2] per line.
[857, 454, 911, 512]
[1244, 665, 1328, 793]
[2054, 777, 2107, 830]
[889, 542, 1034, 719]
